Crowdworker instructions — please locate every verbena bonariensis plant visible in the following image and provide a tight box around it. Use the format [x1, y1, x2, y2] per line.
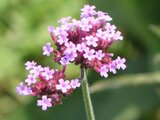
[16, 4, 126, 120]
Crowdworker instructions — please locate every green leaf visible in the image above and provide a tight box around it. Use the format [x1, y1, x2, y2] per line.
[90, 72, 160, 93]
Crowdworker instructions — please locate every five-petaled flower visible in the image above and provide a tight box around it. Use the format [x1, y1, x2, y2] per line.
[37, 95, 52, 111]
[43, 42, 54, 56]
[25, 74, 37, 86]
[25, 61, 36, 70]
[42, 67, 55, 80]
[70, 79, 81, 89]
[56, 79, 71, 93]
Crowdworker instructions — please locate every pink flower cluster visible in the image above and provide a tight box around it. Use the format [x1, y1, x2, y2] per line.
[16, 61, 80, 110]
[47, 4, 126, 78]
[16, 4, 126, 111]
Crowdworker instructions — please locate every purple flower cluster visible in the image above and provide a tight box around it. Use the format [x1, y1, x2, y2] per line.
[16, 4, 126, 111]
[47, 4, 126, 78]
[16, 61, 80, 110]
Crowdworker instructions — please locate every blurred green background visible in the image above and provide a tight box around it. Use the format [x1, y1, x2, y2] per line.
[0, 0, 160, 120]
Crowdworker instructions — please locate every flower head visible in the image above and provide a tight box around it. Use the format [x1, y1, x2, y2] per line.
[45, 4, 126, 78]
[16, 63, 81, 110]
[16, 4, 126, 111]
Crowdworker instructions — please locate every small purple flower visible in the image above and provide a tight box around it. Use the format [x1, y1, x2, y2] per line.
[100, 65, 108, 78]
[61, 22, 73, 31]
[43, 42, 53, 56]
[114, 31, 123, 40]
[87, 16, 99, 25]
[85, 35, 98, 47]
[30, 65, 43, 76]
[25, 74, 37, 86]
[77, 42, 87, 52]
[70, 79, 81, 89]
[56, 79, 71, 93]
[60, 56, 70, 65]
[105, 23, 116, 33]
[96, 29, 107, 40]
[64, 51, 77, 62]
[25, 61, 36, 70]
[79, 18, 92, 31]
[16, 82, 32, 96]
[48, 26, 55, 33]
[108, 61, 117, 74]
[81, 4, 96, 18]
[58, 16, 71, 24]
[37, 95, 52, 111]
[42, 67, 54, 80]
[95, 50, 105, 60]
[72, 19, 81, 26]
[83, 48, 95, 61]
[65, 41, 76, 54]
[97, 11, 112, 21]
[54, 27, 68, 36]
[115, 57, 126, 70]
[60, 49, 77, 65]
[57, 35, 69, 45]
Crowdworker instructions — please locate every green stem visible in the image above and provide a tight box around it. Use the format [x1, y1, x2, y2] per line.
[81, 68, 95, 120]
